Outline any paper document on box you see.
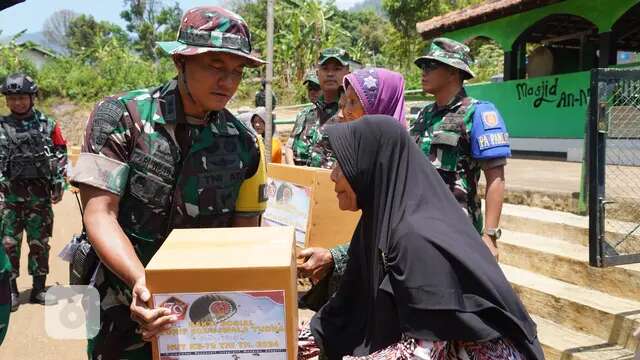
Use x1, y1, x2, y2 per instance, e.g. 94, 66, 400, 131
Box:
262, 178, 311, 247
153, 290, 287, 359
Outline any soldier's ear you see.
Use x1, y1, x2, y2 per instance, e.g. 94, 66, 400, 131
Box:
172, 55, 186, 72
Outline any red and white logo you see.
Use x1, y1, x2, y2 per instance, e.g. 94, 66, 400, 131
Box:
160, 297, 188, 321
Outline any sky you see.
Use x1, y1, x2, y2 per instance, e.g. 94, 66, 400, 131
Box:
0, 0, 361, 36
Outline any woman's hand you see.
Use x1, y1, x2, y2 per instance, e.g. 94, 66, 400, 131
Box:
129, 277, 177, 342
297, 247, 334, 283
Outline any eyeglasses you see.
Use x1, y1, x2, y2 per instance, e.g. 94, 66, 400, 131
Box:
421, 61, 442, 73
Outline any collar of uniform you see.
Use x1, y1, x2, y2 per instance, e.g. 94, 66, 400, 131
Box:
157, 78, 186, 125
5, 109, 38, 124
431, 88, 468, 115
209, 109, 240, 136
317, 94, 338, 109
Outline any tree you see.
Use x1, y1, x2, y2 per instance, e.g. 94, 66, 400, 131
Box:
234, 0, 351, 101
120, 0, 183, 60
67, 15, 129, 56
382, 0, 484, 70
0, 31, 38, 84
43, 9, 79, 50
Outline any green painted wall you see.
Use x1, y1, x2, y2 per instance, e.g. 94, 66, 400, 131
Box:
465, 71, 590, 138
443, 0, 639, 50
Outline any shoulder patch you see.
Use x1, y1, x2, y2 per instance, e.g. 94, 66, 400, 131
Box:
482, 111, 500, 130
91, 98, 125, 152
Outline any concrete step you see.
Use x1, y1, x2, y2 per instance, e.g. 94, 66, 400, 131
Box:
534, 315, 635, 360
501, 264, 640, 353
500, 202, 640, 255
500, 202, 589, 247
499, 229, 640, 302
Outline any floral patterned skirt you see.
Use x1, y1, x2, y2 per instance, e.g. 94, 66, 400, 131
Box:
298, 324, 526, 360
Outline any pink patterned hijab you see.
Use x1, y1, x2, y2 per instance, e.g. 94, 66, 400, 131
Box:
343, 67, 406, 126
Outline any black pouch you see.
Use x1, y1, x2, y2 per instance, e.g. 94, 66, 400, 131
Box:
68, 192, 99, 286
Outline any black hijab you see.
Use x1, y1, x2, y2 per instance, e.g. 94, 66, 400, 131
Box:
310, 116, 544, 360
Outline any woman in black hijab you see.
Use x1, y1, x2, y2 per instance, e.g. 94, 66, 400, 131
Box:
307, 116, 543, 360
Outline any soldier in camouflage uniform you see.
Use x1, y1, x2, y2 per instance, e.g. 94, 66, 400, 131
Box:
284, 48, 351, 166
71, 7, 268, 359
0, 74, 67, 310
255, 79, 277, 109
411, 38, 511, 257
303, 71, 321, 104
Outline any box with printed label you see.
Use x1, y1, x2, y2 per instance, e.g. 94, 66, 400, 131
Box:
145, 226, 298, 360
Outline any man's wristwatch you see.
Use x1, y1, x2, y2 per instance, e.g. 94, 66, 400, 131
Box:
485, 228, 502, 240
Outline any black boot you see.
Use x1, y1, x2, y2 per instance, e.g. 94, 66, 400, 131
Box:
10, 279, 19, 312
30, 275, 56, 305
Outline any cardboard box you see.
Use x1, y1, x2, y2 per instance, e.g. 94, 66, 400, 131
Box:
264, 163, 360, 249
68, 146, 81, 166
145, 226, 298, 360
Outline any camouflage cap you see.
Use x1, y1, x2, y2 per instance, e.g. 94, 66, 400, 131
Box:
157, 6, 265, 67
318, 48, 352, 67
414, 38, 475, 79
303, 71, 320, 87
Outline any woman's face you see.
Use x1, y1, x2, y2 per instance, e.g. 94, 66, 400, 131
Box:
341, 84, 366, 122
330, 164, 359, 211
282, 187, 293, 203
251, 115, 265, 135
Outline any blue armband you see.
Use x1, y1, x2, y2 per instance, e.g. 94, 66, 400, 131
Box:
470, 102, 511, 160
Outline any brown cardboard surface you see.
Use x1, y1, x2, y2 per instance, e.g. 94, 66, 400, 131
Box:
267, 163, 360, 249
145, 226, 298, 360
68, 146, 80, 166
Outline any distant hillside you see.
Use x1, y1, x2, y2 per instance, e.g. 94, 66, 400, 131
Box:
349, 0, 383, 14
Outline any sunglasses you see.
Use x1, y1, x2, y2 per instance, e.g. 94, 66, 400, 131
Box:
421, 61, 443, 72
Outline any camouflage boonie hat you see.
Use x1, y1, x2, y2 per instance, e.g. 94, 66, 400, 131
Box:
157, 6, 265, 67
318, 48, 352, 66
414, 37, 475, 79
303, 71, 320, 87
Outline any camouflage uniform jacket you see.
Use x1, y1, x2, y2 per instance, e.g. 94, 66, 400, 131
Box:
287, 96, 339, 166
309, 114, 339, 169
299, 243, 348, 311
72, 79, 267, 314
410, 89, 509, 233
0, 110, 68, 203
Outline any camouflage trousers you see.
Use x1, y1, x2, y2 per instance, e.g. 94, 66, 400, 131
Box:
87, 305, 151, 360
1, 198, 53, 278
88, 267, 151, 360
0, 274, 9, 345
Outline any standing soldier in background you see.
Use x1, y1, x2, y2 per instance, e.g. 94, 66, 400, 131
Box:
412, 38, 511, 258
0, 73, 68, 311
303, 70, 321, 104
71, 7, 267, 359
255, 79, 277, 109
284, 48, 351, 166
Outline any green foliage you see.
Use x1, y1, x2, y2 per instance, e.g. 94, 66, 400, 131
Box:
235, 0, 354, 103
1, 0, 505, 107
469, 40, 503, 83
67, 15, 129, 56
381, 0, 485, 70
0, 31, 39, 83
120, 0, 183, 60
37, 38, 174, 100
